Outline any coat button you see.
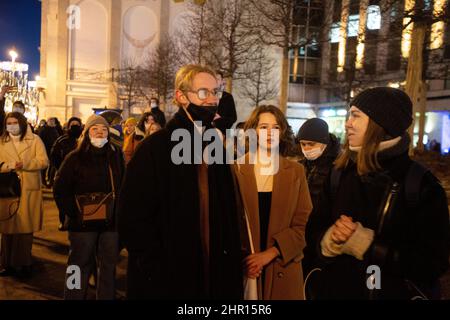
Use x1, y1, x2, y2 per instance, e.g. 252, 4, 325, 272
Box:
277, 272, 284, 278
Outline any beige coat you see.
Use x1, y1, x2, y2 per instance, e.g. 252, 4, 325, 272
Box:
233, 156, 312, 300
0, 129, 48, 234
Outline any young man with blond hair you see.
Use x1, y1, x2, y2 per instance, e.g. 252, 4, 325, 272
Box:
118, 64, 243, 299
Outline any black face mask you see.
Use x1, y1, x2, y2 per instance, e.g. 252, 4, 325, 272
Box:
68, 125, 82, 138
186, 103, 218, 126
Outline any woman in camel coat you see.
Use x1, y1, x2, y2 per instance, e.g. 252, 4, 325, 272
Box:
234, 105, 312, 300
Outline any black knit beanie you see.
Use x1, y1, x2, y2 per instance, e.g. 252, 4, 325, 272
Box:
297, 118, 330, 144
350, 87, 413, 138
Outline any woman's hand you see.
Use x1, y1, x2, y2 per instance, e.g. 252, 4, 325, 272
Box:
15, 161, 23, 170
331, 215, 357, 244
244, 247, 280, 279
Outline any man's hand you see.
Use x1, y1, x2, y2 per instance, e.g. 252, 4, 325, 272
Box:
244, 247, 280, 279
331, 215, 357, 244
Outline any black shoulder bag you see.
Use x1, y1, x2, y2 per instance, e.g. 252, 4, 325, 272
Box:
0, 162, 21, 221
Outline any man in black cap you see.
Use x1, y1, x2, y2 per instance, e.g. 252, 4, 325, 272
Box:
297, 118, 341, 276
297, 118, 341, 208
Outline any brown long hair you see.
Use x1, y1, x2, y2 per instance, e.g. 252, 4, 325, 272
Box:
334, 118, 386, 175
244, 105, 292, 157
1, 112, 28, 142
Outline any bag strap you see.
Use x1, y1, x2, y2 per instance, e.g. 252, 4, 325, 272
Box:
108, 165, 116, 199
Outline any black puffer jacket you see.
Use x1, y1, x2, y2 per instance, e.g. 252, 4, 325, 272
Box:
53, 143, 125, 232
299, 134, 340, 208
305, 135, 449, 299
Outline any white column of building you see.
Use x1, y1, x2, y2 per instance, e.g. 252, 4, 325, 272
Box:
41, 0, 70, 121
108, 0, 122, 108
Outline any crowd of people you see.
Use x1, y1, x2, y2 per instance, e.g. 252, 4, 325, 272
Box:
0, 64, 448, 300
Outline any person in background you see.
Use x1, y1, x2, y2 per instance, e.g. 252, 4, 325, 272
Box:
147, 122, 161, 136
53, 114, 124, 300
136, 112, 155, 138
214, 71, 237, 134
123, 117, 143, 164
50, 117, 83, 171
38, 117, 62, 187
297, 118, 341, 208
150, 97, 166, 127
35, 119, 47, 135
296, 118, 341, 276
0, 86, 12, 135
123, 117, 137, 139
0, 112, 49, 278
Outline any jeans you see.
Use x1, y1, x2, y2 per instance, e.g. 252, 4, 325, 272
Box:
64, 231, 119, 300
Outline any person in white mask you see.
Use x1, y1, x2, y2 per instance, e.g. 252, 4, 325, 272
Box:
11, 101, 26, 114
0, 112, 49, 279
53, 114, 125, 300
297, 118, 341, 208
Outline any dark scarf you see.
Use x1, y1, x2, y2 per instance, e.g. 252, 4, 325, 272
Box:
165, 108, 243, 299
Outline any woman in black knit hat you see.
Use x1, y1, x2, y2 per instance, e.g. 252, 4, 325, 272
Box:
304, 87, 449, 300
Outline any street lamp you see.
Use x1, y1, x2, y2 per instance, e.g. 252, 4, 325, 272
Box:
9, 49, 18, 75
9, 49, 18, 63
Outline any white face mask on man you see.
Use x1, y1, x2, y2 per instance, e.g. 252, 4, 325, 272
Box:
302, 146, 325, 161
90, 137, 108, 148
12, 107, 25, 114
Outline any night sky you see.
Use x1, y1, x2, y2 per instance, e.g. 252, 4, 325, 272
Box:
0, 0, 41, 78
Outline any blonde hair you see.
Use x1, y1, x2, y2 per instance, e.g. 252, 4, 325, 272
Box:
173, 64, 217, 107
334, 118, 386, 175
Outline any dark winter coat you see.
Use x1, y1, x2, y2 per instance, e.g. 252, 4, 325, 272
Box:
39, 125, 61, 156
305, 135, 450, 299
214, 91, 237, 133
118, 107, 243, 300
53, 143, 125, 231
50, 134, 78, 170
299, 134, 340, 208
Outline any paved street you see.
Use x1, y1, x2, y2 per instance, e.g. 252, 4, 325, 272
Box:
0, 189, 127, 300
0, 157, 449, 300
